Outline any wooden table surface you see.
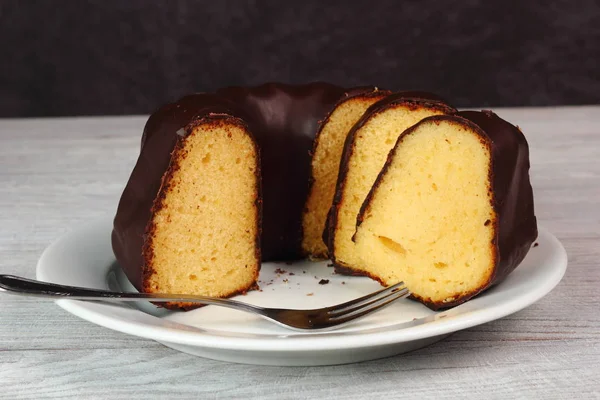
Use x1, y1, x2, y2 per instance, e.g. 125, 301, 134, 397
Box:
0, 106, 599, 399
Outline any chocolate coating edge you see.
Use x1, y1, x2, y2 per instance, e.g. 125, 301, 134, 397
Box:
112, 94, 232, 290
458, 110, 538, 288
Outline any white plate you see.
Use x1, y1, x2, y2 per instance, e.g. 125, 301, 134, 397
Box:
36, 218, 566, 366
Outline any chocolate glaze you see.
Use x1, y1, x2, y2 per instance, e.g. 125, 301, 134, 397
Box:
324, 93, 457, 261
112, 83, 366, 290
457, 110, 537, 288
353, 111, 537, 310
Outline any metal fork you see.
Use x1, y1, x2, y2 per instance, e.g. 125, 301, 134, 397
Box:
0, 274, 409, 331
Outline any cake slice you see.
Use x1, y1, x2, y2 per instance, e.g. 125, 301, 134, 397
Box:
327, 93, 456, 271
142, 115, 261, 310
352, 111, 537, 310
302, 88, 391, 259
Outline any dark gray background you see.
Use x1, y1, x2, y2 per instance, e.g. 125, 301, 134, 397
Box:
1, 0, 599, 117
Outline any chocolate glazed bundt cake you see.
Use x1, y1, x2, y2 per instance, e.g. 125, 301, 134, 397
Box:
112, 82, 537, 312
352, 111, 537, 310
112, 83, 383, 309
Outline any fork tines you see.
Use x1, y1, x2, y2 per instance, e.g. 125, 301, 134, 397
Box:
327, 282, 409, 320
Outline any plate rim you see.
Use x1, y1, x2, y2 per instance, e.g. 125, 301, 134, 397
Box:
37, 218, 567, 352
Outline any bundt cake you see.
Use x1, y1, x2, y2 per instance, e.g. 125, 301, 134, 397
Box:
352, 111, 537, 309
326, 94, 457, 272
112, 81, 537, 312
302, 87, 391, 259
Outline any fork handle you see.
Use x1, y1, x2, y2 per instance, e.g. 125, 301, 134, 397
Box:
0, 274, 260, 311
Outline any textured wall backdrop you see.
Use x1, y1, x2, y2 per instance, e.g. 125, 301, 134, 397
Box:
1, 0, 599, 117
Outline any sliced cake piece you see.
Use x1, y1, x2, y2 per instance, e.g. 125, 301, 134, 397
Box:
142, 115, 261, 310
327, 93, 456, 271
302, 88, 391, 259
353, 111, 537, 310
